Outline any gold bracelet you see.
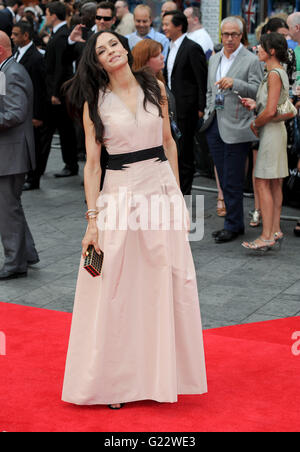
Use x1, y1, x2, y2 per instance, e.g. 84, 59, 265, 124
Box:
85, 211, 99, 220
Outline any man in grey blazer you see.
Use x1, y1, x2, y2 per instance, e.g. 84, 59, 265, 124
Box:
0, 31, 39, 280
205, 17, 263, 243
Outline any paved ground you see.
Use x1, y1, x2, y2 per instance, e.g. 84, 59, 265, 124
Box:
1, 138, 300, 329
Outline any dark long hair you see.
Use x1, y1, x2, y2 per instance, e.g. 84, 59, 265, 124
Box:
260, 32, 289, 64
64, 31, 164, 144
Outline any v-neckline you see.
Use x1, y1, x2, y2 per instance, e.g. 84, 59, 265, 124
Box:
110, 85, 141, 120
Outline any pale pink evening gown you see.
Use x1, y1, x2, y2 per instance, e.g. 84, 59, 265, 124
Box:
62, 86, 207, 405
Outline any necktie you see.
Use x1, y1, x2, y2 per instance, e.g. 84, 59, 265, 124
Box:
14, 49, 20, 61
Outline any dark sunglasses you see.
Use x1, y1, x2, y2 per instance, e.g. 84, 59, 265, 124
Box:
96, 15, 113, 21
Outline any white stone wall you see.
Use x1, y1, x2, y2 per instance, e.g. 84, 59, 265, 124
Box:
201, 0, 221, 44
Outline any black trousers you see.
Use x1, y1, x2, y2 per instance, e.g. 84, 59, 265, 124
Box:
26, 123, 49, 185
31, 100, 78, 182
206, 118, 251, 233
177, 115, 198, 196
0, 173, 39, 272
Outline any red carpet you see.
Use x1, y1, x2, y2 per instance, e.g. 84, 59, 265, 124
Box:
0, 302, 299, 432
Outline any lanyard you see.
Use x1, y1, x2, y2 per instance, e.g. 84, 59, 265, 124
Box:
216, 55, 224, 82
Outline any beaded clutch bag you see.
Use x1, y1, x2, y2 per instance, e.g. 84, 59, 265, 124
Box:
83, 245, 104, 277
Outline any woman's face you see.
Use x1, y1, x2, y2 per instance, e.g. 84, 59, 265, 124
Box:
147, 51, 164, 74
95, 32, 128, 73
257, 44, 270, 62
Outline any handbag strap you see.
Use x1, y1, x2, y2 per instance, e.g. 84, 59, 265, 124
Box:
268, 68, 288, 92
270, 68, 291, 107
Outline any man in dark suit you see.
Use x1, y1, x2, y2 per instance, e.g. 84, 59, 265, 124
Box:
163, 10, 207, 195
0, 0, 22, 37
67, 2, 96, 70
0, 31, 39, 280
44, 1, 78, 178
11, 20, 47, 190
66, 2, 97, 164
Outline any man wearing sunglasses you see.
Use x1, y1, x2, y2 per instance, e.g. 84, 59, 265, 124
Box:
95, 1, 116, 32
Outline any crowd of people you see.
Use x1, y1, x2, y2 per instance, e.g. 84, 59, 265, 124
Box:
0, 0, 300, 282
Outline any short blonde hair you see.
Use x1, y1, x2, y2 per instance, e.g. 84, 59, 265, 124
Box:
134, 4, 151, 18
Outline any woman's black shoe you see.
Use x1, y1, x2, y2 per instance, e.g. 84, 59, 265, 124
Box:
108, 404, 125, 410
294, 222, 300, 237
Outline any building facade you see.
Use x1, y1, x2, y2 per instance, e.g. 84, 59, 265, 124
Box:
202, 0, 299, 44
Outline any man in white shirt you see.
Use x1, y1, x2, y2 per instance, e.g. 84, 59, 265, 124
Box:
43, 1, 78, 178
163, 10, 207, 195
205, 17, 263, 243
184, 6, 214, 60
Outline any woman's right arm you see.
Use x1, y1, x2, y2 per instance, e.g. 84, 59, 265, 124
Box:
81, 102, 102, 257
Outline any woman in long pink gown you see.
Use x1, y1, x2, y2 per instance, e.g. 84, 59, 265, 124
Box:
61, 31, 207, 409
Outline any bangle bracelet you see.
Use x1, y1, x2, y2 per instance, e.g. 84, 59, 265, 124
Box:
86, 209, 98, 214
85, 209, 98, 218
85, 211, 99, 220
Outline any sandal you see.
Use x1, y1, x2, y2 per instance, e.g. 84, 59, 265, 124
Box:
249, 209, 261, 228
274, 231, 284, 243
242, 236, 276, 253
294, 222, 300, 237
217, 198, 226, 217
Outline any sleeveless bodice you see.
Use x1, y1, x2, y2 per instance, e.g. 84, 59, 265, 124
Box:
98, 85, 163, 155
256, 67, 289, 115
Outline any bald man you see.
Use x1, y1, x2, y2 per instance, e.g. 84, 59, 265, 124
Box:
287, 13, 300, 72
161, 1, 177, 18
127, 5, 169, 59
0, 31, 39, 280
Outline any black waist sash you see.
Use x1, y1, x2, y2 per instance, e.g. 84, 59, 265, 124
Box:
106, 145, 167, 170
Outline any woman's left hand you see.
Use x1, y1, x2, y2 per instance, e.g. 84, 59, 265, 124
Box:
297, 159, 300, 172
